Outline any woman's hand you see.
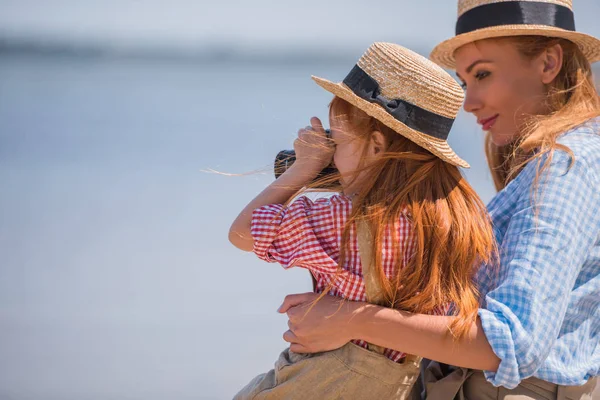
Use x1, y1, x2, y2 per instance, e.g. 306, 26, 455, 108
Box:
278, 293, 501, 371
290, 117, 335, 178
277, 292, 365, 353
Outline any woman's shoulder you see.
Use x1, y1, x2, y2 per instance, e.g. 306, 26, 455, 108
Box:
499, 117, 600, 199
557, 116, 600, 164
505, 117, 600, 195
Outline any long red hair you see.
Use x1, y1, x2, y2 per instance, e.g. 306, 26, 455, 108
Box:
308, 97, 496, 339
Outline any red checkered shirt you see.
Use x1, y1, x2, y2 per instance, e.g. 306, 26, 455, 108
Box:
251, 194, 445, 363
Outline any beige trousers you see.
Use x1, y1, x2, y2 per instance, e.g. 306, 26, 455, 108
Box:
233, 342, 421, 400
420, 362, 598, 400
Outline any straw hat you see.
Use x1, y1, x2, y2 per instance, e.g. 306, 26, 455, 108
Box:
312, 42, 469, 168
430, 0, 600, 69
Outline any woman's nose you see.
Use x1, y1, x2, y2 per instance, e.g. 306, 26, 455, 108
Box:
463, 89, 483, 114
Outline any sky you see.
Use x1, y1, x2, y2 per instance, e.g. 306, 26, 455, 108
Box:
1, 0, 598, 54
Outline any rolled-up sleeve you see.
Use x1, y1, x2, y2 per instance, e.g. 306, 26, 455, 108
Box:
479, 150, 600, 388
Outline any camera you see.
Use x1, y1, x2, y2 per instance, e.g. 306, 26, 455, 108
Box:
273, 129, 338, 187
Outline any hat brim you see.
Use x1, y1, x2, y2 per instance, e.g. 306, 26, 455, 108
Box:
430, 25, 600, 70
312, 76, 470, 168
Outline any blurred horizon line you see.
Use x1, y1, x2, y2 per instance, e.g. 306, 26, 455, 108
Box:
2, 34, 599, 76
0, 34, 421, 65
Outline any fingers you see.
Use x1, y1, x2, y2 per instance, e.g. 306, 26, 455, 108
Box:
282, 329, 299, 344
310, 116, 324, 133
297, 126, 313, 140
289, 343, 310, 353
283, 330, 312, 354
296, 127, 325, 142
297, 116, 327, 140
277, 292, 315, 314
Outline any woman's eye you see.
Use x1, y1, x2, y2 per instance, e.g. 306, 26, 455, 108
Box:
459, 71, 489, 90
475, 71, 490, 81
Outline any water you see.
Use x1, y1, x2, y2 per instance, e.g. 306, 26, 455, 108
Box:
0, 53, 497, 399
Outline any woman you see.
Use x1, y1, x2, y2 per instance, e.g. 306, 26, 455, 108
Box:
276, 0, 600, 398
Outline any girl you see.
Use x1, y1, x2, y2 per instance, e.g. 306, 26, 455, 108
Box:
277, 1, 600, 398
229, 42, 495, 399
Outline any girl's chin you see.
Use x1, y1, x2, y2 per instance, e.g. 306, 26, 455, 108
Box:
341, 184, 359, 198
341, 187, 354, 197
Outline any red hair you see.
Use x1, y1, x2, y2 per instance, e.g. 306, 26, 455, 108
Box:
309, 96, 496, 339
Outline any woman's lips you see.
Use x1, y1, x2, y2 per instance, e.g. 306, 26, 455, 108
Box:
478, 115, 499, 131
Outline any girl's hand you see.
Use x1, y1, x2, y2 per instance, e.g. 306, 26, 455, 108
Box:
277, 292, 363, 353
292, 117, 335, 177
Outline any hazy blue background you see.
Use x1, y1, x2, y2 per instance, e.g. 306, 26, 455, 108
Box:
0, 1, 599, 399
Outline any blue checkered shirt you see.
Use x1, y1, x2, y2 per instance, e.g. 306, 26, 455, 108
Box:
475, 118, 600, 389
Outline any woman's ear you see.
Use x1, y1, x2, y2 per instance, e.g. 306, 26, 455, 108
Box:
370, 130, 387, 156
540, 43, 563, 85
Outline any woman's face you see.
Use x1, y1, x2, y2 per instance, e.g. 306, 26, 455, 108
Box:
454, 39, 549, 146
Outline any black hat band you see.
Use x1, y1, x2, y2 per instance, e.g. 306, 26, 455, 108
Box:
342, 65, 455, 141
456, 1, 575, 35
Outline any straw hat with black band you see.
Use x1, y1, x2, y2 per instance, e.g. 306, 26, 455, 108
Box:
312, 42, 469, 168
430, 0, 600, 69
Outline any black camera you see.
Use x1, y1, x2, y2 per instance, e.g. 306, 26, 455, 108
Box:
273, 129, 338, 186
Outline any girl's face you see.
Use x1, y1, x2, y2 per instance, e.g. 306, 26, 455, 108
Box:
454, 39, 549, 146
329, 113, 374, 196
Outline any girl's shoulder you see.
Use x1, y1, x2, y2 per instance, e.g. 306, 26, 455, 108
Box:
290, 194, 353, 212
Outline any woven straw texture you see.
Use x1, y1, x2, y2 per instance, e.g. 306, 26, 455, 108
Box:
431, 0, 600, 69
458, 0, 572, 16
312, 42, 469, 168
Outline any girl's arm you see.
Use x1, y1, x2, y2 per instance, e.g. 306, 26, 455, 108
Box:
278, 292, 500, 372
229, 117, 333, 252
279, 140, 600, 381
228, 163, 320, 251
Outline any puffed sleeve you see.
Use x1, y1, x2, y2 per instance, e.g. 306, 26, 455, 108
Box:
250, 195, 343, 275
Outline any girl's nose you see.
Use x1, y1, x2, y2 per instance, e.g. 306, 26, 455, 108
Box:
463, 89, 483, 114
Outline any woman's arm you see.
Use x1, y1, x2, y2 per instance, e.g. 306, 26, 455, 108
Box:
278, 292, 500, 371
279, 138, 600, 384
228, 117, 333, 251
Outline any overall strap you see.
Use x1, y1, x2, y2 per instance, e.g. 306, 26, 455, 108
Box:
356, 218, 422, 365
